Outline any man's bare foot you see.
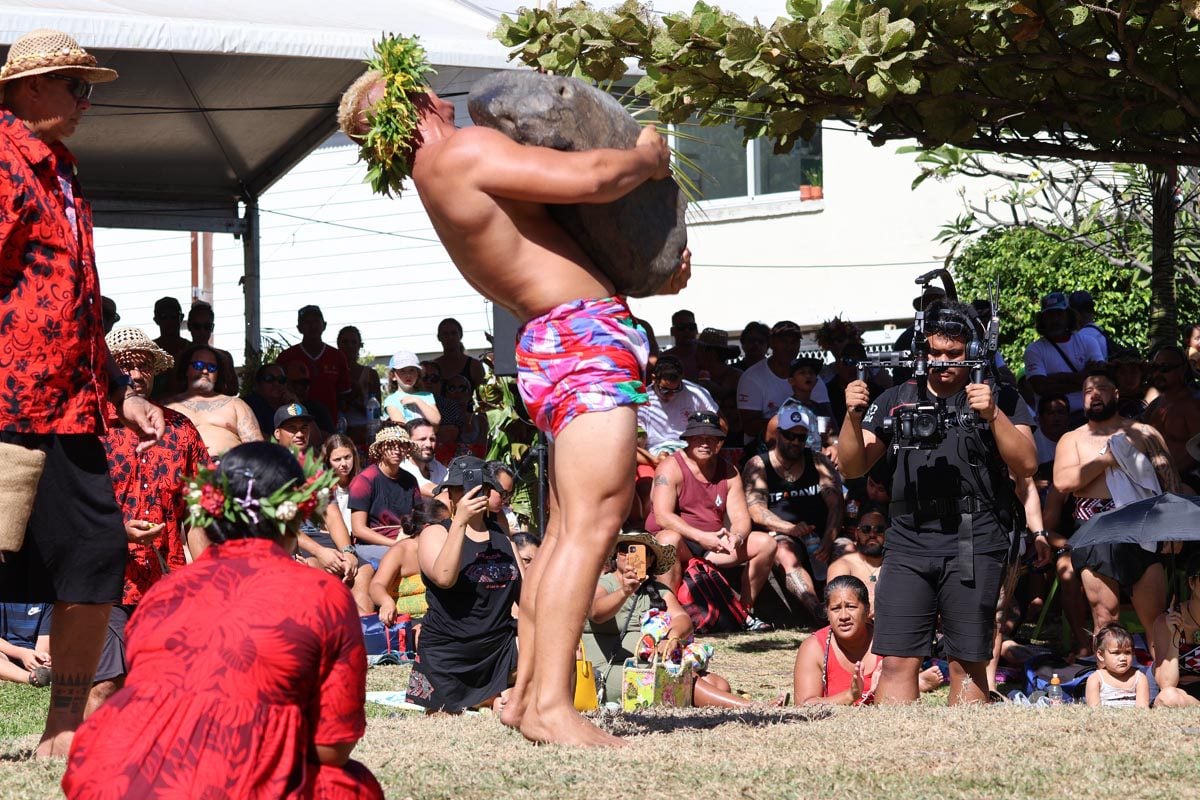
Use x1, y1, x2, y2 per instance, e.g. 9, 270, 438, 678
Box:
34, 729, 74, 759
498, 684, 526, 729
520, 702, 626, 747
918, 666, 946, 693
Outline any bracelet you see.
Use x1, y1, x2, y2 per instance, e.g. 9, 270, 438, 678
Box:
1029, 530, 1049, 539
1054, 546, 1071, 558
340, 545, 357, 555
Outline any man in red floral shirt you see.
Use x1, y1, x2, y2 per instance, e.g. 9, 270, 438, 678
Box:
90, 328, 210, 714
0, 31, 164, 757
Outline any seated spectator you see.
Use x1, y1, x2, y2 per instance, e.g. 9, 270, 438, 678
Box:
1151, 554, 1200, 708
1033, 394, 1071, 490
733, 321, 769, 371
101, 296, 119, 334
1187, 323, 1200, 375
647, 412, 777, 632
1109, 348, 1149, 419
737, 320, 830, 447
245, 363, 290, 439
62, 443, 383, 799
368, 500, 450, 626
166, 344, 263, 457
0, 603, 51, 687
695, 328, 744, 443
384, 352, 441, 425
826, 508, 886, 608
1085, 623, 1149, 708
406, 457, 522, 713
186, 301, 239, 396
1024, 291, 1106, 419
743, 401, 841, 621
584, 533, 784, 708
150, 296, 188, 398
638, 355, 718, 455
350, 426, 424, 566
512, 532, 542, 570
322, 433, 361, 534
419, 359, 467, 448
661, 308, 700, 380
402, 417, 448, 497
825, 341, 875, 425
792, 576, 880, 705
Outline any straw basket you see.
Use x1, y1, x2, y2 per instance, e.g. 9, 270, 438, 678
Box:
0, 441, 45, 552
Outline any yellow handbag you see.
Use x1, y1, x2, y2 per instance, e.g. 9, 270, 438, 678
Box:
574, 641, 598, 711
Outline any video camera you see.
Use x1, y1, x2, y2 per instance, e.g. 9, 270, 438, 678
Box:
856, 269, 1001, 451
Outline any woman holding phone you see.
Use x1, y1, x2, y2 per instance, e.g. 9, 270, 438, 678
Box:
405, 456, 523, 713
584, 532, 786, 707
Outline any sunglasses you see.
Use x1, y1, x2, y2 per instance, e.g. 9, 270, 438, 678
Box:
259, 375, 287, 385
45, 73, 93, 101
858, 524, 886, 534
778, 428, 808, 441
655, 383, 682, 395
189, 361, 219, 374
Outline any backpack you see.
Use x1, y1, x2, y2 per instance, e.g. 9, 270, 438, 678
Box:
676, 559, 748, 633
1024, 653, 1095, 701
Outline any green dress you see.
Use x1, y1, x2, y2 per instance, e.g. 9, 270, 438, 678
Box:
582, 574, 671, 703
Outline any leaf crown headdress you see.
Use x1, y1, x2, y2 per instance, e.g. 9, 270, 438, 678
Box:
358, 33, 436, 197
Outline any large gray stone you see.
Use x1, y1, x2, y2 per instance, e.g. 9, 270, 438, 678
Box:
468, 70, 687, 298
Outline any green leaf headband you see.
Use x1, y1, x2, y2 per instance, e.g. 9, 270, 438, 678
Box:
360, 33, 436, 197
186, 450, 338, 536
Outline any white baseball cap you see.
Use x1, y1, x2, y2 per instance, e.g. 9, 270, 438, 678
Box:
388, 351, 421, 371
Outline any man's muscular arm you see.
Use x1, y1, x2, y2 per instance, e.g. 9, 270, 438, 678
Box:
449, 124, 671, 205
1132, 424, 1183, 494
234, 398, 263, 442
1053, 429, 1116, 493
743, 456, 808, 536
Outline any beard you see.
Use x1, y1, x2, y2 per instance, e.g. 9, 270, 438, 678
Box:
1084, 398, 1118, 422
859, 541, 884, 558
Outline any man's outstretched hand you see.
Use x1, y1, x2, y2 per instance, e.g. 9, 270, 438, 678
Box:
637, 125, 671, 180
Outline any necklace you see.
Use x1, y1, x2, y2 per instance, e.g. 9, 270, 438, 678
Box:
1184, 601, 1200, 645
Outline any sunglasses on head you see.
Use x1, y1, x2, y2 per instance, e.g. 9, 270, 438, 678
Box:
45, 73, 93, 100
190, 361, 219, 374
858, 524, 886, 534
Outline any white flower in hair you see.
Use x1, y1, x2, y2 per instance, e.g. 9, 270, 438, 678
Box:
276, 501, 300, 521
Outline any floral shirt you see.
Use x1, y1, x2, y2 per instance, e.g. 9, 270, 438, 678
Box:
0, 108, 108, 434
103, 403, 211, 605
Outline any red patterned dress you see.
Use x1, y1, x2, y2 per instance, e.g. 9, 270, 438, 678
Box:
62, 538, 383, 800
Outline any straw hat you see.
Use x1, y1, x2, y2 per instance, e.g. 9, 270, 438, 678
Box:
612, 531, 676, 576
369, 424, 411, 461
105, 327, 174, 376
0, 29, 118, 84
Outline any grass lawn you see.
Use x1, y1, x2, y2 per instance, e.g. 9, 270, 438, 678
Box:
2, 629, 1197, 799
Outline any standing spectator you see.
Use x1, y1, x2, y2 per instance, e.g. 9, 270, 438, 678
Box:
433, 317, 485, 395
349, 426, 423, 565
95, 328, 210, 714
402, 417, 448, 497
661, 308, 700, 380
737, 320, 830, 445
0, 30, 164, 758
337, 325, 381, 447
1109, 348, 1149, 419
151, 296, 189, 359
383, 351, 441, 425
733, 321, 770, 371
1143, 345, 1200, 492
244, 362, 290, 440
186, 301, 239, 396
647, 412, 777, 631
637, 354, 718, 455
277, 305, 352, 427
100, 296, 119, 334
441, 374, 484, 452
283, 359, 336, 435
62, 443, 383, 799
1023, 291, 1106, 417
166, 344, 262, 458
1069, 290, 1114, 358
743, 401, 841, 620
695, 328, 743, 440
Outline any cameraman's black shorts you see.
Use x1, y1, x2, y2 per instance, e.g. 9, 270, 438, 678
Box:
873, 549, 1007, 663
0, 433, 125, 604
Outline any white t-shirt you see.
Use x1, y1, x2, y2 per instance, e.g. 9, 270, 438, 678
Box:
1034, 428, 1060, 467
638, 380, 717, 451
1075, 324, 1110, 358
1024, 335, 1106, 411
736, 359, 830, 419
401, 458, 448, 490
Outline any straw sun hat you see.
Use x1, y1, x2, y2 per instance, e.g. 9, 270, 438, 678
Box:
369, 425, 412, 461
613, 531, 676, 576
105, 327, 174, 377
0, 29, 118, 85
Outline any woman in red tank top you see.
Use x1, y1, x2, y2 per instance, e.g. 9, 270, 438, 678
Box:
792, 576, 880, 705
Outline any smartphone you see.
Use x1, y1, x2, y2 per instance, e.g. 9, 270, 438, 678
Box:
461, 467, 483, 492
626, 544, 647, 581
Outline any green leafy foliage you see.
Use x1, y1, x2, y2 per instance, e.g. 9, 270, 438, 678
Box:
951, 227, 1200, 363
359, 34, 437, 197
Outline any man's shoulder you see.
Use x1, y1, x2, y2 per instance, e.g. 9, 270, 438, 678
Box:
276, 346, 303, 363
682, 380, 717, 407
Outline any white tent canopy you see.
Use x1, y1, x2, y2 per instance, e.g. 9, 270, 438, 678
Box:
0, 0, 511, 353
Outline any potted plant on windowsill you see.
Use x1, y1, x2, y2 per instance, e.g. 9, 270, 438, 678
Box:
799, 167, 823, 200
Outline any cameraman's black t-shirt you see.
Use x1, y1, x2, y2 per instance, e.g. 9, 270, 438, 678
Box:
862, 381, 1036, 557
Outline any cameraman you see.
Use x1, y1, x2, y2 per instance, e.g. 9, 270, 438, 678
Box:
837, 299, 1037, 705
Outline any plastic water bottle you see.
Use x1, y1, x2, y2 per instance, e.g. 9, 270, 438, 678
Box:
803, 533, 827, 582
365, 397, 381, 441
336, 414, 348, 435
1047, 673, 1064, 705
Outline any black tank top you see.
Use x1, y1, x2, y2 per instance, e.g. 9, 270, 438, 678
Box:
762, 450, 827, 530
421, 518, 521, 644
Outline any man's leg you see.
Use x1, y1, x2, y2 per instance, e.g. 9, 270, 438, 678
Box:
705, 531, 776, 607
947, 659, 990, 705
38, 602, 111, 757
875, 656, 922, 704
871, 553, 937, 704
772, 538, 822, 620
1057, 552, 1092, 657
1079, 568, 1121, 630
520, 407, 635, 746
351, 564, 376, 616
499, 486, 559, 729
85, 676, 123, 718
1131, 563, 1167, 657
939, 552, 1006, 706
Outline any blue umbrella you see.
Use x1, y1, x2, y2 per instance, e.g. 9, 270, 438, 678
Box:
1069, 492, 1200, 550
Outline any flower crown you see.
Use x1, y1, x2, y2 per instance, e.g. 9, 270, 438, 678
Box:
186, 452, 337, 535
815, 316, 862, 350
360, 33, 436, 197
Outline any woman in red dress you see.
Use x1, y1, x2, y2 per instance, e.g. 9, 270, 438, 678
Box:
63, 442, 383, 799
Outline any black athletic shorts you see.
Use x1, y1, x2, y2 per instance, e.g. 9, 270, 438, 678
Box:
1071, 543, 1163, 588
873, 548, 1007, 663
37, 603, 129, 682
0, 433, 125, 604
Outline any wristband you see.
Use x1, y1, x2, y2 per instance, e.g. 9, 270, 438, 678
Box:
341, 545, 357, 555
1030, 530, 1049, 539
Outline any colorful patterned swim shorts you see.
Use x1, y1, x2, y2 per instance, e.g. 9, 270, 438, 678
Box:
515, 296, 650, 438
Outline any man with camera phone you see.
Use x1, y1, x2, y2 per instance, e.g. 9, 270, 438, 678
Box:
837, 298, 1037, 705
